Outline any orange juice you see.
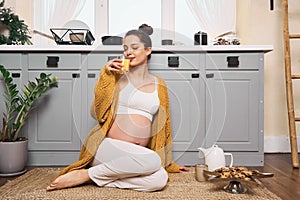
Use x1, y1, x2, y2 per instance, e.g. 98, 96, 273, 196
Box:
122, 59, 130, 72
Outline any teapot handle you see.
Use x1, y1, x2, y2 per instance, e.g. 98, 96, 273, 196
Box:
224, 153, 233, 167
198, 150, 205, 159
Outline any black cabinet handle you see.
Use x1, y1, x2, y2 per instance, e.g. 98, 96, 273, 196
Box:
72, 73, 80, 78
46, 56, 59, 68
12, 73, 21, 78
191, 73, 199, 78
107, 55, 119, 61
206, 73, 214, 79
227, 56, 239, 68
88, 73, 96, 78
168, 56, 179, 68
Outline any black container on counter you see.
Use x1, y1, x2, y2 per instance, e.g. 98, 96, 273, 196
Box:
161, 39, 173, 45
194, 31, 207, 45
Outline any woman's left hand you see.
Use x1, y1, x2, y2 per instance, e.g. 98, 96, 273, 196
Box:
179, 165, 190, 172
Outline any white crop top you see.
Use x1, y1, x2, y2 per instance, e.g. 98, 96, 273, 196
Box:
117, 76, 160, 121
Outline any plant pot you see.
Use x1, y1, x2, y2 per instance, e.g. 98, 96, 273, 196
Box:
0, 139, 28, 176
0, 23, 10, 38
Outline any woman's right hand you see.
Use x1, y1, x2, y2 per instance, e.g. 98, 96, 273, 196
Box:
106, 58, 124, 74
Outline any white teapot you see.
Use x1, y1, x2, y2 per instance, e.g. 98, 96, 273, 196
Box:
198, 145, 233, 171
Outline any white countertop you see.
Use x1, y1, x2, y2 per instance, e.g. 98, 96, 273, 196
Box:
0, 44, 273, 53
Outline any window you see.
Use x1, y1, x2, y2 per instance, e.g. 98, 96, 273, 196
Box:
108, 0, 161, 45
33, 0, 235, 46
75, 0, 95, 33
175, 0, 199, 45
108, 0, 161, 35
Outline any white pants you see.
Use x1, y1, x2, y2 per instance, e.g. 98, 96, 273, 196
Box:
88, 138, 168, 192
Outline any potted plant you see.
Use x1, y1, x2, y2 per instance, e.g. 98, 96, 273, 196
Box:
0, 0, 32, 45
0, 65, 57, 176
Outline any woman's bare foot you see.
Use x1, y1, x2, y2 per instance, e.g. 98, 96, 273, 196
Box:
46, 169, 91, 191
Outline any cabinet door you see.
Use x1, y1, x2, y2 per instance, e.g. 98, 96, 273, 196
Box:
0, 71, 22, 131
151, 70, 205, 151
27, 71, 82, 151
205, 71, 259, 151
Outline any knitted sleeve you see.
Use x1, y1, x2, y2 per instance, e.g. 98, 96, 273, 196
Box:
160, 78, 181, 173
94, 66, 117, 123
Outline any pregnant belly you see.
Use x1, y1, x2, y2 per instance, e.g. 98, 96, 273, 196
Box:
107, 114, 152, 147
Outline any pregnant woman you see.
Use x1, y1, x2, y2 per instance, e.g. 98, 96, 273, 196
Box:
46, 24, 188, 192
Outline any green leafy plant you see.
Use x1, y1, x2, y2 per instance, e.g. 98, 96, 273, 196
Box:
0, 65, 58, 142
0, 0, 32, 45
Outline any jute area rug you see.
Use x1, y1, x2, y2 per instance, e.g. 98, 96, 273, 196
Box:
0, 168, 281, 200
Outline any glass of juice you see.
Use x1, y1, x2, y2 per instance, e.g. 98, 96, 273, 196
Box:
122, 57, 130, 73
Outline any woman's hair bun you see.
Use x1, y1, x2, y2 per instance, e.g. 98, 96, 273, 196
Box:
138, 24, 153, 36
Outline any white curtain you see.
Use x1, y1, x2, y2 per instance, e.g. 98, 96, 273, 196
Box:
186, 0, 236, 39
48, 0, 85, 28
33, 0, 85, 46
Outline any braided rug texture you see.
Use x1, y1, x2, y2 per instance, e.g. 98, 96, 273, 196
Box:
0, 168, 281, 200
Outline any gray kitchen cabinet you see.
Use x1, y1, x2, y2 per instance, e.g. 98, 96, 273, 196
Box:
0, 46, 271, 167
27, 71, 82, 151
27, 70, 82, 165
25, 52, 83, 165
205, 53, 264, 165
205, 71, 259, 150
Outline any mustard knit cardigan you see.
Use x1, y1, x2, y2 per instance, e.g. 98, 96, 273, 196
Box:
58, 67, 180, 176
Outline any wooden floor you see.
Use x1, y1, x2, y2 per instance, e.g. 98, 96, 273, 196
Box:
252, 153, 300, 200
0, 153, 299, 199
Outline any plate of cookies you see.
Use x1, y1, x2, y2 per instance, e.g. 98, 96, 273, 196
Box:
204, 166, 273, 181
203, 166, 273, 194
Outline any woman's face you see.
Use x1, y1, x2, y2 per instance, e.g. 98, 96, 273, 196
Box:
123, 35, 152, 67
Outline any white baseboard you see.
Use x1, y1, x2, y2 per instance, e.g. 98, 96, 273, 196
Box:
264, 136, 300, 153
